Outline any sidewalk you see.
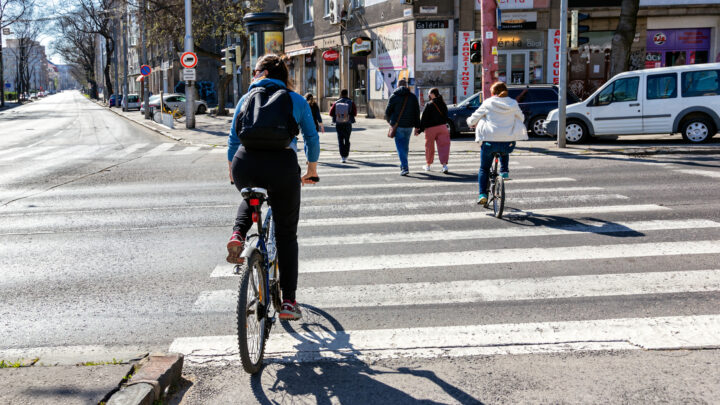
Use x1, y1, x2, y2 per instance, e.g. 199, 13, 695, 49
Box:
107, 104, 720, 156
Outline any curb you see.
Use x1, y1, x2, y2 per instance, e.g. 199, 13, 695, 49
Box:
101, 103, 186, 144
105, 353, 183, 405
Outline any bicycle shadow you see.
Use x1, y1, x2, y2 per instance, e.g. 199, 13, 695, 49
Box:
499, 210, 646, 238
249, 305, 483, 405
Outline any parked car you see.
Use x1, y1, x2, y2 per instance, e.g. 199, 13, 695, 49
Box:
544, 62, 720, 144
30, 92, 37, 99
446, 85, 580, 138
121, 94, 141, 111
108, 94, 120, 107
140, 93, 208, 115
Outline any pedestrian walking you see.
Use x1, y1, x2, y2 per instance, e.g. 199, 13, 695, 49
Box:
467, 81, 528, 205
415, 88, 451, 173
329, 89, 357, 163
385, 80, 421, 176
305, 93, 325, 134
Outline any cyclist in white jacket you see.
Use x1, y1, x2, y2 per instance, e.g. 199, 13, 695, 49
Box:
467, 82, 528, 205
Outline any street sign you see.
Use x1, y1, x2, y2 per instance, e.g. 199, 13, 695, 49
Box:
183, 68, 196, 81
140, 65, 152, 76
4, 83, 10, 89
162, 61, 170, 70
2, 28, 10, 35
180, 52, 198, 69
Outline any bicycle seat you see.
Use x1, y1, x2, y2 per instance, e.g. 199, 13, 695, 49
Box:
241, 187, 268, 201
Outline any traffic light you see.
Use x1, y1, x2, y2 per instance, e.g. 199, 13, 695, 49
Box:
221, 47, 237, 74
470, 39, 482, 64
570, 10, 590, 50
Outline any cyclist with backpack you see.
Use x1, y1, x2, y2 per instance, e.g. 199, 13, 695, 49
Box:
329, 89, 357, 163
226, 54, 320, 321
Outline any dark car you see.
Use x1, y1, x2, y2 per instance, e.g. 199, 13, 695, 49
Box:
446, 85, 580, 138
108, 94, 120, 107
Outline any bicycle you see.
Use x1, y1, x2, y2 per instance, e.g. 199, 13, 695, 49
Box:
483, 152, 506, 218
235, 187, 282, 374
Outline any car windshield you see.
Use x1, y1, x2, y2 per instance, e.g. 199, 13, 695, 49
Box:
457, 93, 480, 107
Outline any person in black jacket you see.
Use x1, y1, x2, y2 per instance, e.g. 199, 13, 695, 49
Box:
384, 80, 420, 176
305, 93, 324, 134
415, 88, 451, 173
329, 89, 357, 163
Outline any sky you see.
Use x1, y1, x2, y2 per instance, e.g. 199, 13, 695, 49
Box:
2, 0, 66, 64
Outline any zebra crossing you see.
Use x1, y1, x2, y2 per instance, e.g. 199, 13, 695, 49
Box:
0, 142, 227, 163
167, 151, 720, 366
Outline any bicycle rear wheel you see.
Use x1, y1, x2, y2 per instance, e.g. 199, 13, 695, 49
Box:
237, 249, 267, 374
493, 175, 505, 218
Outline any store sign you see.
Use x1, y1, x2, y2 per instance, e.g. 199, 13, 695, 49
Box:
415, 20, 449, 30
497, 0, 534, 9
456, 31, 475, 103
547, 29, 561, 85
653, 32, 667, 45
416, 20, 454, 71
351, 37, 372, 56
500, 12, 537, 30
498, 31, 544, 50
419, 6, 437, 14
646, 28, 711, 50
322, 49, 339, 62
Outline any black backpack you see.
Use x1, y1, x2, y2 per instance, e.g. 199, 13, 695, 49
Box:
236, 86, 299, 150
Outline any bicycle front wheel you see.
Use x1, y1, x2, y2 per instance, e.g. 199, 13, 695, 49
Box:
237, 249, 267, 374
493, 175, 505, 218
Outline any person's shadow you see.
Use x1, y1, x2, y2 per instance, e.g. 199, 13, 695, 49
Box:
250, 305, 484, 404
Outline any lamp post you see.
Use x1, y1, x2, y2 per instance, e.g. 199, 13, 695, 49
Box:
558, 0, 568, 148
184, 0, 194, 128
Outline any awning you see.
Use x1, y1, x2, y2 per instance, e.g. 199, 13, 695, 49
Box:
135, 76, 144, 82
286, 46, 315, 57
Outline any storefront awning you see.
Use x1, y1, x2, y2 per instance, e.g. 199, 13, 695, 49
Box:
286, 47, 315, 57
135, 76, 144, 82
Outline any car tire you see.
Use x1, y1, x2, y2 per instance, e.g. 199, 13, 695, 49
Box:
197, 105, 207, 114
680, 116, 715, 143
448, 121, 459, 138
565, 120, 589, 144
529, 116, 547, 137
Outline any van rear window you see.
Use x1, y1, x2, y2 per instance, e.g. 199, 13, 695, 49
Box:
681, 70, 720, 97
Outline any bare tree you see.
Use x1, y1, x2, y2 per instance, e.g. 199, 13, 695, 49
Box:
1, 0, 33, 106
6, 8, 42, 100
610, 0, 640, 77
53, 12, 99, 98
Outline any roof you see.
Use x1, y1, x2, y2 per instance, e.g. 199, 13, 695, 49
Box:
614, 62, 720, 78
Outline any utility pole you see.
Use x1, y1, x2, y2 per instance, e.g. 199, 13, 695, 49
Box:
141, 0, 150, 119
1, 28, 5, 107
184, 0, 194, 128
480, 0, 498, 100
558, 0, 568, 148
113, 17, 119, 104
122, 4, 128, 111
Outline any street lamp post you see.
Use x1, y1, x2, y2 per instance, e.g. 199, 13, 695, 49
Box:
184, 0, 195, 129
142, 0, 150, 120
558, 0, 569, 148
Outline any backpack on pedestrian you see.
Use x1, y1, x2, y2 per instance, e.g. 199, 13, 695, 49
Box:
236, 86, 299, 150
334, 99, 352, 124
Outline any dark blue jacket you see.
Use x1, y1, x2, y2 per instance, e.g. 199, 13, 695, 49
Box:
384, 86, 420, 128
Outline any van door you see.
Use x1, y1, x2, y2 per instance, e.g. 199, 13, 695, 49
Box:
643, 72, 678, 134
589, 76, 643, 135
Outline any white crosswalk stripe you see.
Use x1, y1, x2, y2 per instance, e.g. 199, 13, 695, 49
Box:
143, 143, 176, 156
0, 146, 55, 161
674, 169, 720, 178
107, 143, 149, 159
306, 177, 576, 191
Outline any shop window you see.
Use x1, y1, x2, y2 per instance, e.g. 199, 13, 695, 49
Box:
682, 70, 720, 97
325, 60, 340, 97
285, 4, 293, 29
666, 51, 686, 67
689, 51, 708, 64
305, 54, 317, 96
647, 73, 677, 100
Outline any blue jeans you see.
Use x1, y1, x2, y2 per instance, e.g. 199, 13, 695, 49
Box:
478, 141, 515, 194
394, 127, 413, 171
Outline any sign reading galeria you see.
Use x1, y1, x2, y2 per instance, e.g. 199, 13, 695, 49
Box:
456, 31, 475, 103
415, 20, 454, 71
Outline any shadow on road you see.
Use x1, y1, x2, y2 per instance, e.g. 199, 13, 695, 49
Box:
249, 305, 483, 405
501, 211, 646, 238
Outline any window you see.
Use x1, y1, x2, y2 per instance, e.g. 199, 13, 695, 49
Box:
304, 0, 313, 23
326, 59, 340, 97
285, 4, 293, 29
595, 77, 639, 105
682, 70, 720, 97
305, 53, 317, 96
530, 89, 558, 103
324, 0, 331, 16
647, 73, 677, 100
351, 0, 364, 8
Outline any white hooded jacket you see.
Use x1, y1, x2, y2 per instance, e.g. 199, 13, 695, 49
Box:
466, 96, 529, 143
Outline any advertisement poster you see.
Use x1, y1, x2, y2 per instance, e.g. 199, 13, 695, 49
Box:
415, 20, 454, 71
456, 31, 475, 103
376, 23, 404, 70
547, 29, 561, 84
264, 32, 283, 55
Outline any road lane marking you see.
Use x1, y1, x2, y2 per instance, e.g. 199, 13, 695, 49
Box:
143, 143, 175, 156
319, 165, 534, 177
306, 177, 576, 191
195, 269, 720, 312
0, 146, 55, 161
169, 314, 720, 364
174, 146, 202, 155
674, 169, 720, 179
107, 143, 148, 159
298, 240, 720, 273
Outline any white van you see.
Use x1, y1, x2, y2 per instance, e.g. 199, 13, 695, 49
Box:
544, 62, 720, 143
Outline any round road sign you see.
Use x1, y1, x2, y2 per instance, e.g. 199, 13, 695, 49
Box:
140, 65, 151, 76
181, 52, 198, 69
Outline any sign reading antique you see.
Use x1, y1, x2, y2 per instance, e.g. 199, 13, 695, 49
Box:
456, 31, 475, 103
322, 49, 339, 62
547, 29, 561, 85
351, 37, 372, 56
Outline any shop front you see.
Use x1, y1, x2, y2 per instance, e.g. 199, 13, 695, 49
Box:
645, 28, 713, 68
496, 31, 545, 85
350, 37, 372, 115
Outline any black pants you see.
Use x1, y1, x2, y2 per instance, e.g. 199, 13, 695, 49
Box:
231, 147, 301, 302
336, 123, 352, 158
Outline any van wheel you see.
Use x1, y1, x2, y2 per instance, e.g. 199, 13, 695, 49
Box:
529, 116, 547, 137
681, 117, 714, 143
565, 120, 589, 144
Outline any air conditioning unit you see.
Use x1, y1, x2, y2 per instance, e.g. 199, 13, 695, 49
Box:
330, 0, 342, 24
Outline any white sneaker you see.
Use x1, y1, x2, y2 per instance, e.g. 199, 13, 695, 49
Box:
442, 165, 449, 173
341, 157, 346, 163
423, 164, 430, 171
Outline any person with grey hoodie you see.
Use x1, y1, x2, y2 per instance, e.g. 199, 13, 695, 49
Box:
466, 82, 528, 205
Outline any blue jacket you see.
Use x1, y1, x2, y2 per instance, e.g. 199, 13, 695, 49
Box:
228, 78, 320, 162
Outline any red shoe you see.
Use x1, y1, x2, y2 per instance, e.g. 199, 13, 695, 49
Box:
279, 300, 302, 321
226, 233, 245, 264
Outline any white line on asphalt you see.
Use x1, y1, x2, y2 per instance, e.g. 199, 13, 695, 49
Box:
306, 177, 576, 191
0, 147, 25, 159
319, 165, 534, 177
297, 204, 669, 227
173, 146, 202, 155
35, 145, 89, 160
209, 148, 226, 154
142, 143, 175, 156
195, 269, 720, 313
674, 169, 720, 178
298, 240, 720, 273
107, 143, 149, 159
301, 194, 629, 213
169, 314, 720, 364
0, 146, 55, 161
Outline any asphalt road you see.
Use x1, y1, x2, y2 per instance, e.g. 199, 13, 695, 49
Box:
1, 91, 720, 403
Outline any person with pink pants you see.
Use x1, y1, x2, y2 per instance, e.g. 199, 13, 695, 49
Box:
415, 88, 451, 173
